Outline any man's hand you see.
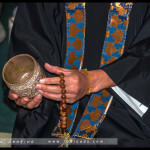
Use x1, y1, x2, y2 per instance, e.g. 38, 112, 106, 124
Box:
36, 63, 90, 104
8, 90, 42, 109
8, 62, 116, 108
36, 63, 116, 104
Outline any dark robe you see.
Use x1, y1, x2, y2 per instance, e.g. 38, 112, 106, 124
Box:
6, 2, 150, 147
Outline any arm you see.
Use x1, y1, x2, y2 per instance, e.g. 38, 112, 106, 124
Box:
100, 3, 150, 126
36, 3, 150, 128
101, 6, 150, 108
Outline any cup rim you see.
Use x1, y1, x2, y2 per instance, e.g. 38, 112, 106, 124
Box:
2, 54, 37, 86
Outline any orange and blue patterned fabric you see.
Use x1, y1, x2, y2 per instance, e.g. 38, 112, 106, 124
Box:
52, 2, 133, 144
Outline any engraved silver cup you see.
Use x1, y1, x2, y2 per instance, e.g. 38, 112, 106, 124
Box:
2, 54, 46, 98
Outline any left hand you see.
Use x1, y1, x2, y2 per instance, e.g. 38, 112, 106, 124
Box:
8, 90, 42, 109
36, 63, 90, 104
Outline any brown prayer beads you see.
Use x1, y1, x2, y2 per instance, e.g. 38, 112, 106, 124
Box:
59, 72, 67, 133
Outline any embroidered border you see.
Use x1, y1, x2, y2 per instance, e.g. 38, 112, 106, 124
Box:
52, 2, 133, 146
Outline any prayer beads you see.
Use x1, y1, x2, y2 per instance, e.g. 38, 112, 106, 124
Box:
59, 72, 67, 133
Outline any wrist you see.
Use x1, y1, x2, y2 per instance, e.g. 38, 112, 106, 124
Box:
81, 69, 92, 95
89, 69, 116, 93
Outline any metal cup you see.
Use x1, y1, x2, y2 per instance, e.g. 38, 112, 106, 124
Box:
2, 54, 46, 98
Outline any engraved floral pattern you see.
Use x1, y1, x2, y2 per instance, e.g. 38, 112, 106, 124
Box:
7, 62, 46, 98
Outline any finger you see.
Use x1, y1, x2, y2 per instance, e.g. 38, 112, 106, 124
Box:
39, 91, 76, 101
15, 98, 24, 106
36, 84, 61, 94
8, 90, 19, 100
39, 77, 60, 85
40, 91, 61, 101
44, 63, 71, 76
25, 94, 42, 109
36, 84, 73, 94
38, 76, 71, 86
20, 97, 30, 105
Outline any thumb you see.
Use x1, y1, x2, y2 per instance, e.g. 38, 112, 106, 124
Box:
44, 63, 70, 75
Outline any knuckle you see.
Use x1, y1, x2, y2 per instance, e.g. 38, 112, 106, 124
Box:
44, 79, 49, 84
41, 85, 46, 91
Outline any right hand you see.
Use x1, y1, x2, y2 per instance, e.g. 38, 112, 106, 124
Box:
8, 90, 42, 109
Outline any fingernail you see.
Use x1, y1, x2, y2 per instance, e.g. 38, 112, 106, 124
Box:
14, 95, 18, 99
23, 98, 29, 102
39, 79, 45, 84
36, 84, 41, 89
37, 94, 42, 100
12, 94, 18, 99
38, 90, 43, 95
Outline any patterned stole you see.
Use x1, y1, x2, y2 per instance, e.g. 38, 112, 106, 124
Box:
52, 2, 133, 143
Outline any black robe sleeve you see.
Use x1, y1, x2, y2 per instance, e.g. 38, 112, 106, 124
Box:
8, 3, 66, 138
101, 3, 150, 126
